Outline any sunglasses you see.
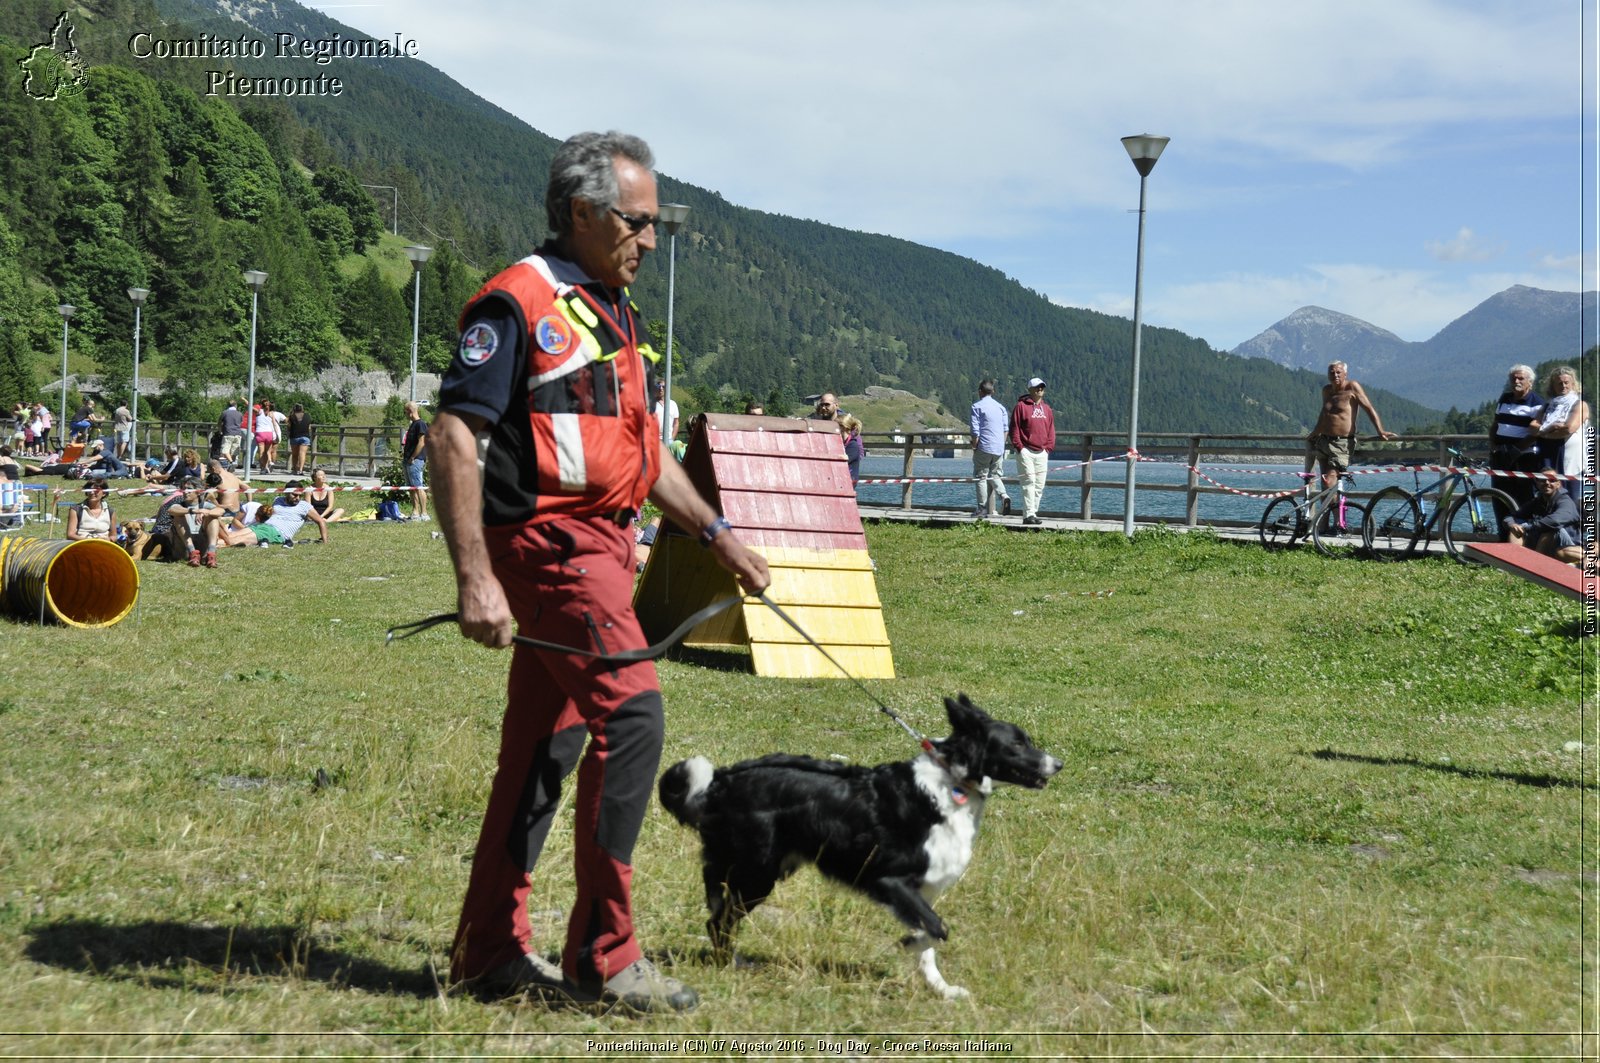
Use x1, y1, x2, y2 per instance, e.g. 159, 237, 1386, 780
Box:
609, 207, 659, 234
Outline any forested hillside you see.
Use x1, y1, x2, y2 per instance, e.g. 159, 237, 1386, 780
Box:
0, 0, 1443, 433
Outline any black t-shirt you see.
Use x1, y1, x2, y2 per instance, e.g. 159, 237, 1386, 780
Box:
403, 418, 428, 462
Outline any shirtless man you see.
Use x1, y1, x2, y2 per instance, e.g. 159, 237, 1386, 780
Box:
1306, 361, 1396, 489
186, 460, 247, 564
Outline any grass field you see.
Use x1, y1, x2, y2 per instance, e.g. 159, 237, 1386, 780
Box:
0, 491, 1593, 1059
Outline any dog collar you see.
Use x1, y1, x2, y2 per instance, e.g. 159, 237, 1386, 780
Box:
921, 739, 974, 805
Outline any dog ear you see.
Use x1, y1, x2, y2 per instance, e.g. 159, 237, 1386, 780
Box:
945, 694, 990, 729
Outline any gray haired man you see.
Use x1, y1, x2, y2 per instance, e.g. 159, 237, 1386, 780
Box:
969, 378, 1010, 517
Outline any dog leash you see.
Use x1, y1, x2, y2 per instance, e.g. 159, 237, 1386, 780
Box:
753, 593, 973, 803
388, 590, 965, 799
751, 592, 926, 746
385, 594, 746, 663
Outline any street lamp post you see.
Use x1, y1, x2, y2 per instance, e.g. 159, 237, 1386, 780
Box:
57, 304, 75, 446
1119, 134, 1169, 538
404, 245, 433, 403
242, 270, 268, 481
128, 287, 149, 463
657, 203, 690, 444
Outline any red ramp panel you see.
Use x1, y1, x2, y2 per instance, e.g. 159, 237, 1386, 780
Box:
1463, 541, 1596, 604
634, 414, 894, 678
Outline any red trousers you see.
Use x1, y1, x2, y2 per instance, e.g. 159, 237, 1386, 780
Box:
451, 516, 663, 984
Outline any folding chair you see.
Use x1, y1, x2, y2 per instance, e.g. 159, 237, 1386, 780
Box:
0, 469, 42, 531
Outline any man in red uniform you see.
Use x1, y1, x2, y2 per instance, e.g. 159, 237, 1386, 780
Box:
431, 131, 769, 1013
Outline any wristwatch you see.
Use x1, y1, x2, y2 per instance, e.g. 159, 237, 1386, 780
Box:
699, 515, 733, 547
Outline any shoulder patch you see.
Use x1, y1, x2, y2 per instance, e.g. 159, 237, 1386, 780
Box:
458, 322, 499, 366
534, 313, 574, 356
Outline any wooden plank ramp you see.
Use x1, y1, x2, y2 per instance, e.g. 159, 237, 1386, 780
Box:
1462, 541, 1596, 603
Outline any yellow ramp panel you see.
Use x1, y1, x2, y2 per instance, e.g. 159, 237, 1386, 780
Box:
633, 534, 896, 678
743, 603, 890, 647
751, 640, 897, 680
762, 567, 883, 609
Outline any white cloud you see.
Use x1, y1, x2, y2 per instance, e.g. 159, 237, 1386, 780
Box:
1426, 227, 1503, 263
307, 0, 1576, 242
301, 0, 1588, 354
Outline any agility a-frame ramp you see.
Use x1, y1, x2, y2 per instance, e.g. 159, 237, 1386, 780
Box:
633, 413, 895, 679
1462, 541, 1597, 604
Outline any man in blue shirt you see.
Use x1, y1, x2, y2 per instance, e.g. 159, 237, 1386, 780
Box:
1504, 473, 1583, 565
969, 379, 1010, 517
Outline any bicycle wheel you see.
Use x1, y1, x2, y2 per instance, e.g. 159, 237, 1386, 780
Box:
1258, 495, 1306, 551
1312, 499, 1368, 558
1441, 488, 1515, 564
1362, 486, 1423, 560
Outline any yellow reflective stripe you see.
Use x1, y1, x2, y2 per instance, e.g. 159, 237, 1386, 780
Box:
559, 296, 616, 363
564, 296, 600, 329
637, 342, 661, 365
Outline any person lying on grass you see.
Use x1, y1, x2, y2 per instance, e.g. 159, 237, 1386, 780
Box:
216, 480, 328, 548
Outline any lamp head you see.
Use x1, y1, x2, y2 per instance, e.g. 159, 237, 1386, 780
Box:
404, 244, 433, 267
57, 304, 76, 320
127, 287, 150, 306
243, 270, 268, 292
1121, 134, 1170, 178
658, 202, 691, 236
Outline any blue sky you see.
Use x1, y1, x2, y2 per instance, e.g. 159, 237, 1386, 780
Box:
303, 0, 1594, 351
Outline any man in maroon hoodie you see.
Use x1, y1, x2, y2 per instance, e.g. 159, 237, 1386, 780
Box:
1008, 377, 1055, 525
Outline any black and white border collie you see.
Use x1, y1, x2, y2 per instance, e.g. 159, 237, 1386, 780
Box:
658, 694, 1062, 999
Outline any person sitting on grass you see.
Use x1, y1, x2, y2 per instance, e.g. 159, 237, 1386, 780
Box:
65, 479, 117, 541
306, 468, 347, 523
128, 480, 188, 560
144, 444, 181, 483
81, 439, 140, 480
216, 479, 328, 549
1504, 473, 1584, 566
163, 477, 231, 567
147, 446, 201, 486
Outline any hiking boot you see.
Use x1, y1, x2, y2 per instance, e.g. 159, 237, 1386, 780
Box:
1023, 515, 1043, 526
1002, 496, 1013, 516
187, 549, 201, 567
465, 952, 575, 1002
576, 957, 698, 1014
203, 552, 218, 569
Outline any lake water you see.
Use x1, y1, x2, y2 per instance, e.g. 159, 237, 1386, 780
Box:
854, 453, 1465, 526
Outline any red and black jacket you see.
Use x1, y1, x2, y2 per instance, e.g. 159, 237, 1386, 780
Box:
441, 246, 662, 528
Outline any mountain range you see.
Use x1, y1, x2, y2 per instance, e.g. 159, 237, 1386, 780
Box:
0, 0, 1448, 435
1231, 286, 1596, 412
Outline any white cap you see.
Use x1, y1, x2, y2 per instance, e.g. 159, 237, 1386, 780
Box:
1028, 377, 1046, 388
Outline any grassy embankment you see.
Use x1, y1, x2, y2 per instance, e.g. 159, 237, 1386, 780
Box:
0, 503, 1591, 1058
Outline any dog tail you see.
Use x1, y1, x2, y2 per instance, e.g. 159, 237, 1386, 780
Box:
658, 756, 714, 827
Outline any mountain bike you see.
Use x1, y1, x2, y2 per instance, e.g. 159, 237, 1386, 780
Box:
1360, 446, 1514, 564
1258, 471, 1369, 558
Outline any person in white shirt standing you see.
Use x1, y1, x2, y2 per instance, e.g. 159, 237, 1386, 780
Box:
653, 380, 679, 442
969, 378, 1010, 518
